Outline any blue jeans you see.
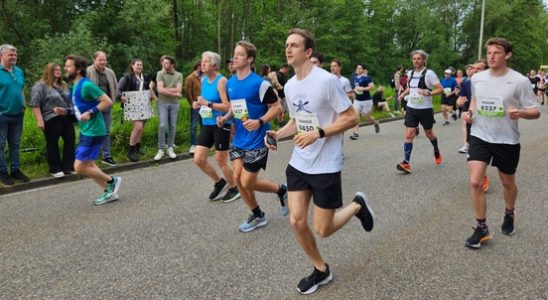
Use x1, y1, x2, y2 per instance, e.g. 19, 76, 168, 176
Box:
189, 108, 201, 146
0, 113, 24, 173
157, 102, 179, 148
101, 108, 112, 158
393, 90, 400, 111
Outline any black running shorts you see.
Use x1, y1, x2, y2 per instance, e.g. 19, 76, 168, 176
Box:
404, 107, 435, 130
286, 164, 342, 209
467, 136, 520, 175
197, 124, 231, 151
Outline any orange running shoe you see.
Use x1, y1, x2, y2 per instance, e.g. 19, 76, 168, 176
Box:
482, 176, 490, 192
397, 161, 412, 174
434, 151, 442, 165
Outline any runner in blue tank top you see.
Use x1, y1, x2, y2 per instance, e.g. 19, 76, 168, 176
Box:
217, 41, 288, 233
192, 51, 240, 203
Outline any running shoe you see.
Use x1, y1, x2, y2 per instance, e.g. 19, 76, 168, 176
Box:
349, 132, 359, 140
189, 145, 196, 154
101, 157, 117, 166
277, 184, 289, 216
397, 161, 412, 174
297, 264, 333, 295
94, 191, 119, 206
10, 169, 30, 182
501, 213, 515, 235
352, 192, 374, 232
442, 121, 450, 126
434, 151, 442, 165
482, 176, 490, 192
239, 213, 267, 233
220, 187, 240, 203
374, 122, 380, 133
106, 176, 122, 195
458, 145, 469, 154
209, 178, 227, 201
452, 113, 458, 121
465, 226, 491, 249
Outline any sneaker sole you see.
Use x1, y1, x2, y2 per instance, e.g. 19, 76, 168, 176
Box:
396, 164, 411, 174
101, 161, 117, 167
94, 194, 119, 206
355, 192, 375, 232
465, 234, 492, 249
239, 219, 268, 233
500, 229, 515, 236
297, 272, 333, 295
220, 193, 241, 203
210, 184, 229, 201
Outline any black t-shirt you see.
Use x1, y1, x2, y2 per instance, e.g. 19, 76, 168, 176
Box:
276, 71, 287, 98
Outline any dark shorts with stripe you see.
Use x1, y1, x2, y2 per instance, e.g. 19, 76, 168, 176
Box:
197, 124, 231, 151
230, 147, 269, 173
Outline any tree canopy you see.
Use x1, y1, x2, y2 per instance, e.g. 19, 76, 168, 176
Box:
1, 0, 546, 84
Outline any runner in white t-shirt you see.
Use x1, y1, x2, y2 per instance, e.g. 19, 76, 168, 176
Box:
330, 59, 353, 99
396, 50, 444, 174
462, 38, 540, 249
265, 28, 374, 295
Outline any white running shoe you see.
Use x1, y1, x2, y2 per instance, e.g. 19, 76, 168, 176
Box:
189, 145, 196, 154
154, 149, 165, 161
167, 147, 176, 159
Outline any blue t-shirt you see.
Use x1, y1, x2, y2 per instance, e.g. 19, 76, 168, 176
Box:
0, 65, 25, 115
351, 74, 373, 101
440, 77, 458, 91
201, 74, 227, 126
458, 78, 472, 111
226, 72, 277, 150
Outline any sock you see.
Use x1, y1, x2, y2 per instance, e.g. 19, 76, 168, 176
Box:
404, 142, 413, 162
252, 207, 264, 218
476, 218, 488, 230
430, 138, 439, 152
505, 207, 515, 216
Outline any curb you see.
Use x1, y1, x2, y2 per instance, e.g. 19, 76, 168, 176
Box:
0, 114, 412, 196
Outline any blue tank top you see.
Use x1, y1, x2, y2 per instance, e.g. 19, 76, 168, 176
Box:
201, 74, 226, 126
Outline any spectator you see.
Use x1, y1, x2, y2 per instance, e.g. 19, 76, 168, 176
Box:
0, 44, 29, 185
86, 51, 118, 166
117, 59, 154, 162
185, 60, 202, 155
372, 86, 395, 117
392, 65, 404, 114
275, 63, 290, 126
30, 63, 75, 178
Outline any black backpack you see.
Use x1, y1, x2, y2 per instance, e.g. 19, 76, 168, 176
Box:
390, 77, 395, 88
408, 69, 430, 90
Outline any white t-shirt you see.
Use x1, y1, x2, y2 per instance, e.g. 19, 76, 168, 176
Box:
285, 66, 352, 174
471, 69, 539, 144
406, 68, 440, 109
337, 76, 352, 93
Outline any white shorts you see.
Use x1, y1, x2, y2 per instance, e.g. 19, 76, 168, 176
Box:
353, 100, 373, 114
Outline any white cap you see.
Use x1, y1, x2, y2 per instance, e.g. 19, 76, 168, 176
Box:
444, 69, 452, 74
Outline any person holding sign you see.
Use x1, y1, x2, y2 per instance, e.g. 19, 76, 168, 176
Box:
117, 59, 154, 162
462, 38, 540, 249
217, 41, 288, 233
397, 50, 444, 174
265, 29, 375, 295
192, 51, 240, 203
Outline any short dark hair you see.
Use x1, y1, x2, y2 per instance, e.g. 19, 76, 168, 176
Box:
193, 60, 201, 71
236, 41, 257, 65
287, 28, 315, 51
356, 63, 366, 70
163, 55, 176, 66
281, 63, 289, 69
311, 52, 324, 64
331, 59, 342, 67
65, 55, 87, 77
485, 37, 512, 53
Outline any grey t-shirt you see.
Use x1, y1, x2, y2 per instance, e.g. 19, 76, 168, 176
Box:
471, 69, 539, 144
30, 82, 71, 122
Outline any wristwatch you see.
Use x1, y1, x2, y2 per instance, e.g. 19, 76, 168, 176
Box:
318, 128, 326, 138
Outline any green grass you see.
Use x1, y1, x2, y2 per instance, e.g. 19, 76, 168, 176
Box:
16, 88, 441, 179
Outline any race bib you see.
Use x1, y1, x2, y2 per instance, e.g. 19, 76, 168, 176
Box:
408, 90, 424, 105
443, 88, 451, 96
199, 105, 213, 119
477, 96, 505, 117
231, 99, 248, 120
295, 112, 320, 134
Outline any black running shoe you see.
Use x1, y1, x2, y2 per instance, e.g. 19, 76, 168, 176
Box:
101, 157, 118, 166
374, 123, 380, 133
465, 226, 492, 249
10, 169, 29, 182
0, 171, 14, 185
501, 214, 515, 235
352, 192, 374, 232
297, 264, 333, 295
209, 178, 227, 201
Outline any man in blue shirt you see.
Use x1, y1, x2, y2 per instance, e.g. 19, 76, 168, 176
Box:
217, 41, 288, 233
350, 64, 379, 139
0, 44, 29, 185
440, 69, 459, 126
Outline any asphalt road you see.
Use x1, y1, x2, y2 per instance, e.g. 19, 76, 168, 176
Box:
1, 112, 547, 299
